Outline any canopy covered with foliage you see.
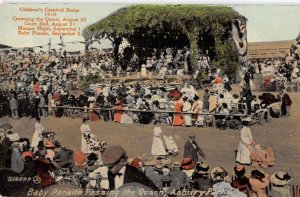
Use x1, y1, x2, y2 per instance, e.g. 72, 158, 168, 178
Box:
85, 5, 246, 78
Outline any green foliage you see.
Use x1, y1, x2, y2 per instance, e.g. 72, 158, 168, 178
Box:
81, 28, 93, 41
213, 39, 239, 79
85, 5, 245, 77
88, 5, 243, 37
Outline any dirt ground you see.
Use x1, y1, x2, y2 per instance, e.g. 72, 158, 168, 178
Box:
1, 89, 300, 185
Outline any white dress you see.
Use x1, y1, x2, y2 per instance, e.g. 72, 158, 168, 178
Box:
236, 126, 253, 164
163, 135, 179, 153
141, 67, 147, 77
151, 126, 167, 156
182, 101, 192, 126
80, 123, 92, 154
31, 122, 44, 148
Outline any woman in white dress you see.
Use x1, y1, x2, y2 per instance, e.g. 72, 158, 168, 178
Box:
151, 121, 167, 157
80, 118, 92, 154
141, 64, 147, 77
31, 117, 44, 149
236, 117, 253, 165
182, 97, 192, 126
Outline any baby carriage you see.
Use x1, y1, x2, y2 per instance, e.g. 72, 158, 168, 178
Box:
248, 143, 275, 168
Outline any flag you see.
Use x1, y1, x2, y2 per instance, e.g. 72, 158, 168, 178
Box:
59, 36, 64, 46
48, 38, 51, 52
232, 19, 248, 56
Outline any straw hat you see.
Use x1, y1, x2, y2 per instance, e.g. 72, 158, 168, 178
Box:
22, 151, 34, 161
131, 158, 143, 169
45, 141, 55, 148
210, 166, 230, 182
172, 161, 181, 168
181, 158, 196, 170
195, 162, 209, 174
154, 164, 163, 172
235, 164, 244, 172
188, 133, 195, 138
271, 171, 292, 186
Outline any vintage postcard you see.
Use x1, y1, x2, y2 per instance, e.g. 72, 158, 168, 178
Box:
0, 3, 299, 197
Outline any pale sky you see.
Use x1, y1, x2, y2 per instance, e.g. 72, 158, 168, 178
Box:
0, 4, 299, 48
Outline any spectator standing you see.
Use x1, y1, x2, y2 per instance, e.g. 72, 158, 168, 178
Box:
202, 89, 210, 112
9, 95, 18, 119
102, 145, 159, 191
270, 171, 292, 197
236, 117, 253, 165
249, 170, 269, 197
278, 88, 292, 117
183, 133, 206, 162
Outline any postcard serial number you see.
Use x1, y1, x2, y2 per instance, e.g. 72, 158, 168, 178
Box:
7, 176, 32, 182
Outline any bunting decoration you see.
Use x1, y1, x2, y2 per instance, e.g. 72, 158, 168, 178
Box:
232, 18, 248, 56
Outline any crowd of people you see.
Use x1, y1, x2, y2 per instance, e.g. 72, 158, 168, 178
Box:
0, 47, 215, 120
0, 116, 294, 197
247, 38, 300, 91
0, 42, 296, 196
0, 44, 294, 130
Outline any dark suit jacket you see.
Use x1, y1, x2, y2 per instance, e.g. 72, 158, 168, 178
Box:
169, 169, 190, 190
183, 140, 205, 162
108, 164, 159, 191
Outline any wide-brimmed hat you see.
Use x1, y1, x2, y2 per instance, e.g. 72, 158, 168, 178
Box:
157, 157, 172, 166
235, 164, 244, 172
210, 166, 230, 182
45, 141, 55, 148
242, 117, 252, 122
172, 161, 181, 168
271, 171, 292, 186
154, 164, 163, 172
102, 145, 126, 167
181, 158, 196, 170
131, 158, 143, 169
22, 151, 34, 161
195, 162, 209, 174
188, 133, 195, 138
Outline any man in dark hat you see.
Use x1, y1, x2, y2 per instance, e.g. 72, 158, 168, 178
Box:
169, 161, 190, 191
183, 133, 206, 162
53, 143, 72, 168
192, 162, 212, 191
277, 88, 292, 117
147, 164, 164, 189
102, 145, 159, 191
